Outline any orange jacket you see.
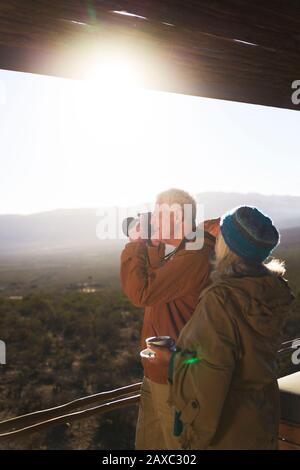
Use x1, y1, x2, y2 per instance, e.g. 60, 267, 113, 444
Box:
120, 228, 216, 384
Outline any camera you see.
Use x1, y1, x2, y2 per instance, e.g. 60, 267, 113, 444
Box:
122, 211, 153, 240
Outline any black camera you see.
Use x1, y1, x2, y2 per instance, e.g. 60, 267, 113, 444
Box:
122, 211, 153, 240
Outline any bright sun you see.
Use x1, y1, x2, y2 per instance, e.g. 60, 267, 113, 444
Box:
87, 58, 141, 91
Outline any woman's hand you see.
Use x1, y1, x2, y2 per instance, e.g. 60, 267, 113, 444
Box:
147, 345, 173, 366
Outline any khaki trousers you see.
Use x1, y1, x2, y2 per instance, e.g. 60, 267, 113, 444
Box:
135, 376, 181, 450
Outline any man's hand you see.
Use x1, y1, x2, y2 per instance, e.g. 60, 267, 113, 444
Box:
150, 215, 161, 246
128, 222, 144, 243
149, 237, 161, 247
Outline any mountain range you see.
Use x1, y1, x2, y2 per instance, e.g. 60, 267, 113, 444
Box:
0, 192, 299, 256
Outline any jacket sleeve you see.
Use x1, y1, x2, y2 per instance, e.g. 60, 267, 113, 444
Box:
146, 242, 165, 269
120, 240, 210, 307
168, 287, 240, 449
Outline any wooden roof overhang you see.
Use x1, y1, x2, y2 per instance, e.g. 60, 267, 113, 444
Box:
0, 1, 300, 110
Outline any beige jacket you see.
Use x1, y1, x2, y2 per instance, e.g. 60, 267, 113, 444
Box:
167, 270, 294, 449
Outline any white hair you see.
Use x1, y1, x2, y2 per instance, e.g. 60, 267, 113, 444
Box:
156, 188, 197, 224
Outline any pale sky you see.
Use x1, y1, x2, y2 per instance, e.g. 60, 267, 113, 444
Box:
0, 67, 299, 215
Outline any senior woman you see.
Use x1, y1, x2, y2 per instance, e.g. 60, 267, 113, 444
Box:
148, 206, 294, 450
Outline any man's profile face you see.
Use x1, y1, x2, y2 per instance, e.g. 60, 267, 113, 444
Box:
152, 203, 183, 243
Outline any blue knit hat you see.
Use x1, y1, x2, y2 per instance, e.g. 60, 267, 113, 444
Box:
220, 206, 280, 262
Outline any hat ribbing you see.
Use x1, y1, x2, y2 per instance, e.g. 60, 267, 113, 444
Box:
220, 206, 280, 262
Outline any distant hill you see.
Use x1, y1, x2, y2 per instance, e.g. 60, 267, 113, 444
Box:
0, 208, 125, 256
279, 226, 300, 249
0, 192, 299, 256
195, 192, 300, 228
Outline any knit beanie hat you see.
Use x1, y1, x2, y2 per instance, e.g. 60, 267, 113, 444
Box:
220, 206, 280, 263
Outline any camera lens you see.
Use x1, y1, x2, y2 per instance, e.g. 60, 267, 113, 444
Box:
122, 217, 137, 237
122, 212, 152, 239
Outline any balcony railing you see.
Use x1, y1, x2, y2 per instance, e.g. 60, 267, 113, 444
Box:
0, 338, 299, 446
0, 382, 141, 442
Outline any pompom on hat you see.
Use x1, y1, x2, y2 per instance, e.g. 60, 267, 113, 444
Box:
220, 206, 280, 263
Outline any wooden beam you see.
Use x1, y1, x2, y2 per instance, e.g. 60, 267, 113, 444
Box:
0, 1, 299, 111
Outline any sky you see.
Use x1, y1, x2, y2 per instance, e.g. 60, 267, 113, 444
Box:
0, 67, 299, 215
